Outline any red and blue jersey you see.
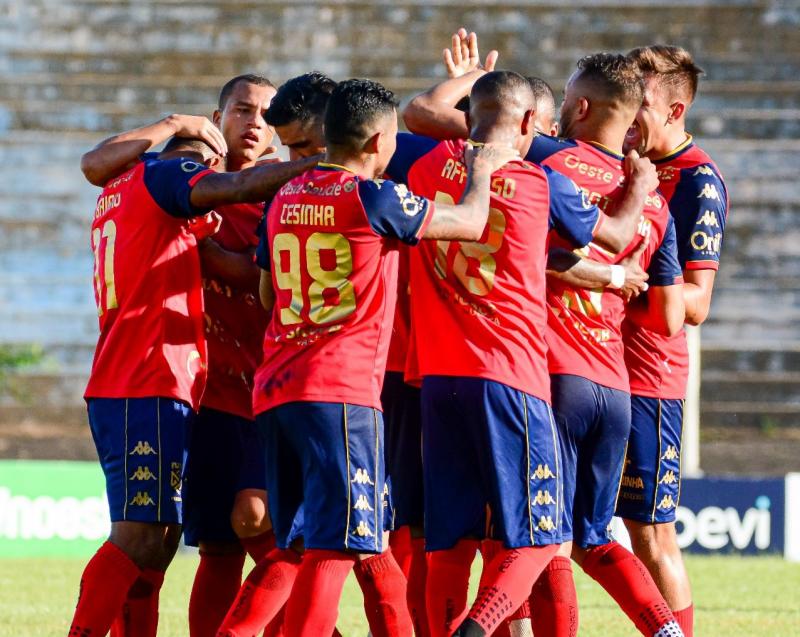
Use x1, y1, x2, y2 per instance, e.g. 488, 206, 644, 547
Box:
623, 136, 728, 399
387, 134, 601, 402
252, 163, 434, 414
527, 134, 683, 392
85, 157, 214, 410
200, 203, 269, 420
385, 245, 412, 375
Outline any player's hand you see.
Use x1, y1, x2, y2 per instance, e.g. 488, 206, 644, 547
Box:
618, 240, 649, 301
166, 114, 228, 157
186, 210, 223, 241
623, 150, 659, 193
465, 142, 519, 174
443, 28, 499, 78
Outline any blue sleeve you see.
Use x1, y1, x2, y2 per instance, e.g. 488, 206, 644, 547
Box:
385, 133, 440, 185
142, 157, 213, 218
545, 166, 600, 248
648, 216, 683, 286
525, 134, 578, 164
358, 179, 433, 245
255, 205, 272, 271
671, 164, 728, 270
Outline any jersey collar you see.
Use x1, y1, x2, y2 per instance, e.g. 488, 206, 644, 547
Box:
653, 134, 694, 163
317, 162, 357, 174
585, 140, 625, 160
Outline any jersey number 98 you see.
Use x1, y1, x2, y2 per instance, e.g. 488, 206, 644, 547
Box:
273, 232, 356, 326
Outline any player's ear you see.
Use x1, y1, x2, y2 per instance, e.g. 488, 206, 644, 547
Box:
212, 109, 222, 128
577, 97, 590, 121
550, 121, 560, 137
205, 154, 224, 171
521, 109, 535, 136
668, 101, 686, 123
363, 131, 381, 155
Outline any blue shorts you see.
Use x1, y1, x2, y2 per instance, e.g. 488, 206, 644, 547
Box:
615, 396, 684, 524
87, 397, 192, 525
551, 375, 631, 548
182, 407, 267, 547
382, 371, 423, 530
256, 401, 388, 553
421, 376, 562, 552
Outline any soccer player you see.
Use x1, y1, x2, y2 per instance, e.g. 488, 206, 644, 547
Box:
385, 70, 659, 637
79, 74, 289, 637
69, 136, 316, 637
616, 45, 729, 637
216, 78, 516, 637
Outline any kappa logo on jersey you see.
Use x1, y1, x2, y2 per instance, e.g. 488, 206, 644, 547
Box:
659, 470, 678, 485
170, 461, 182, 491
353, 520, 375, 538
129, 491, 156, 507
532, 464, 556, 480
694, 165, 714, 177
697, 183, 721, 200
351, 468, 375, 485
661, 445, 679, 461
533, 490, 556, 506
129, 466, 156, 481
129, 441, 157, 456
537, 515, 557, 532
696, 210, 720, 227
657, 494, 676, 510
354, 494, 374, 511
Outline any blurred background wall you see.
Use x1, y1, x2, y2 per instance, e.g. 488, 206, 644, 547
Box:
1, 0, 798, 472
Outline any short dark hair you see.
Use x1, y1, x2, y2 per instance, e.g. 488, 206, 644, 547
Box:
324, 79, 398, 151
575, 53, 644, 109
471, 71, 534, 108
265, 72, 338, 127
627, 45, 704, 102
161, 135, 215, 156
527, 76, 556, 116
217, 74, 275, 110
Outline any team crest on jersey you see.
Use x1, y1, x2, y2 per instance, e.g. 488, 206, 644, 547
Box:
532, 464, 556, 480
533, 490, 556, 506
351, 468, 375, 485
170, 462, 182, 492
129, 441, 157, 456
343, 180, 356, 193
657, 494, 676, 510
129, 491, 156, 507
537, 515, 557, 532
129, 466, 156, 481
661, 446, 679, 461
659, 470, 678, 485
697, 183, 721, 200
354, 494, 374, 511
353, 520, 375, 538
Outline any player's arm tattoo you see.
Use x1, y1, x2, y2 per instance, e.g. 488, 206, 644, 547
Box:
683, 268, 717, 326
191, 155, 320, 208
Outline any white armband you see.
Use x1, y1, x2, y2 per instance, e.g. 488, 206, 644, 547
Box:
607, 264, 626, 289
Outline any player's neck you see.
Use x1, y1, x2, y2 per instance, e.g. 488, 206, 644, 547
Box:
648, 127, 690, 159
323, 152, 375, 179
226, 157, 255, 172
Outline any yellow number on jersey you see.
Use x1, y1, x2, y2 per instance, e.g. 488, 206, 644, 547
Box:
433, 191, 507, 297
91, 220, 118, 316
273, 232, 357, 326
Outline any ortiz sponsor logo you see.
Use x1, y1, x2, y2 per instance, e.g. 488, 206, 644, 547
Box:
0, 488, 109, 541
676, 498, 772, 551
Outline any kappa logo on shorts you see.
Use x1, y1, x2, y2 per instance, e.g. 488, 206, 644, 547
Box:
537, 515, 557, 532
657, 494, 676, 510
353, 520, 375, 538
533, 490, 556, 506
351, 468, 375, 485
659, 470, 678, 485
129, 491, 156, 507
354, 494, 374, 511
531, 464, 556, 480
129, 441, 157, 456
661, 446, 679, 461
170, 462, 182, 492
129, 466, 156, 481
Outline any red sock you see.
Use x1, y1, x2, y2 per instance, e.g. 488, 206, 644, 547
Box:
111, 568, 165, 637
407, 538, 431, 637
188, 551, 246, 637
216, 548, 301, 637
240, 529, 277, 563
581, 542, 681, 636
466, 544, 558, 634
389, 526, 414, 579
425, 539, 479, 637
476, 540, 512, 637
674, 605, 693, 637
354, 549, 413, 637
283, 549, 356, 637
530, 555, 578, 637
68, 541, 141, 636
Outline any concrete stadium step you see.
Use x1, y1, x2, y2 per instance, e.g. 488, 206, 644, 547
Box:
701, 371, 800, 404
702, 345, 800, 373
700, 402, 800, 429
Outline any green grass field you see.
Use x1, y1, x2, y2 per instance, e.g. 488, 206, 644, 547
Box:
1, 553, 797, 636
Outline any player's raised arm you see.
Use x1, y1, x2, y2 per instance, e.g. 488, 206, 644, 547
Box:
81, 114, 228, 186
402, 29, 496, 139
421, 143, 518, 240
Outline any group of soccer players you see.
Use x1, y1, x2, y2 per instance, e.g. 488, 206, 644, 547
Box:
68, 26, 727, 637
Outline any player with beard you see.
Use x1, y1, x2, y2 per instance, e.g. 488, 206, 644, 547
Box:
79, 74, 299, 637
